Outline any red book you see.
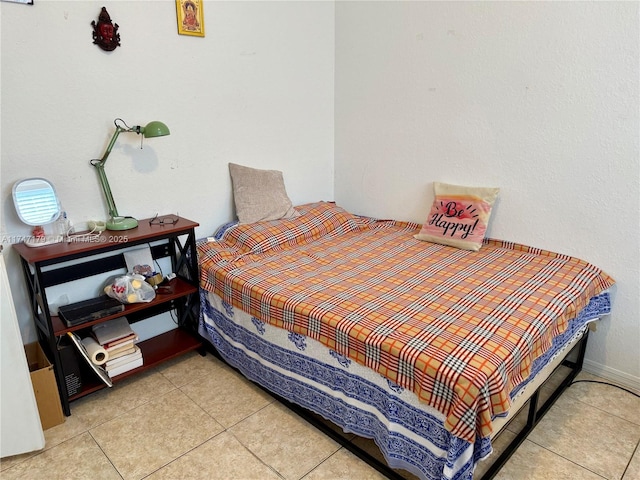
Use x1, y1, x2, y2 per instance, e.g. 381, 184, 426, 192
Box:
103, 333, 138, 350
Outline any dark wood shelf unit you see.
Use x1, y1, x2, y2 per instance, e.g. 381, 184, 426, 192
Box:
68, 328, 202, 401
50, 279, 198, 335
13, 216, 203, 415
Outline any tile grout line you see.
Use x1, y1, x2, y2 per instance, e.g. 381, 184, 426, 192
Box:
523, 439, 610, 480
567, 377, 640, 426
87, 429, 126, 480
526, 386, 640, 480
229, 435, 287, 480
620, 439, 640, 480
157, 377, 284, 479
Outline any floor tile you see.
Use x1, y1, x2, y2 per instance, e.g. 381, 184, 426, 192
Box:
303, 447, 388, 480
504, 365, 577, 434
0, 432, 121, 480
539, 366, 573, 400
528, 394, 640, 479
157, 350, 226, 388
90, 388, 223, 480
180, 364, 273, 428
5, 352, 639, 480
70, 369, 176, 428
623, 444, 640, 480
40, 410, 90, 451
229, 402, 340, 480
0, 450, 38, 472
493, 440, 605, 480
564, 372, 640, 425
146, 431, 281, 479
504, 400, 530, 436
474, 429, 517, 479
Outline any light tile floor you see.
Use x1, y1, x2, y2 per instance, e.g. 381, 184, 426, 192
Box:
2, 351, 639, 480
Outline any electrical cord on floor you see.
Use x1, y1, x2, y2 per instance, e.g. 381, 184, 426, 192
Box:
570, 379, 640, 398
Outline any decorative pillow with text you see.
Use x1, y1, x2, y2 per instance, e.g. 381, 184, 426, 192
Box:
414, 182, 499, 251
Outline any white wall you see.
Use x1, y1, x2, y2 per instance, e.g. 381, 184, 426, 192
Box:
335, 1, 639, 388
1, 0, 335, 341
2, 0, 638, 390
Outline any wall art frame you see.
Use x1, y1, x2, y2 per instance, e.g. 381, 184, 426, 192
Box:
175, 0, 205, 37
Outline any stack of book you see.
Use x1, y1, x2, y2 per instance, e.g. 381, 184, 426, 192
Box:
91, 317, 143, 378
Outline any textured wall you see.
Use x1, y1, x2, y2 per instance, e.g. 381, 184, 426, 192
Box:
335, 1, 639, 387
1, 0, 335, 342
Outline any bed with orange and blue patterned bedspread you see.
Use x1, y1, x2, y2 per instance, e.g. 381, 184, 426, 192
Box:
197, 201, 614, 480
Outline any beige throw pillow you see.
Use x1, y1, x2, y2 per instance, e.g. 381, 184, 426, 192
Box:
229, 163, 299, 224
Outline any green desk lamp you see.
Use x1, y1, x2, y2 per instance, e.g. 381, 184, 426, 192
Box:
91, 118, 170, 230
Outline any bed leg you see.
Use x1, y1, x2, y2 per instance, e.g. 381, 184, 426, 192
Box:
478, 330, 589, 480
480, 390, 539, 480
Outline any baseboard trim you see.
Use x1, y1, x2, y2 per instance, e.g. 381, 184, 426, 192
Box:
583, 359, 640, 393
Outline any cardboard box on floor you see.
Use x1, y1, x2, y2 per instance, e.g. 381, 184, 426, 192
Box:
25, 342, 65, 430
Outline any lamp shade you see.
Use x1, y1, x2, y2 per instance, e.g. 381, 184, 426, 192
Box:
141, 121, 170, 138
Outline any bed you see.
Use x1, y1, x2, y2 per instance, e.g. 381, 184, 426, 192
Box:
196, 201, 614, 480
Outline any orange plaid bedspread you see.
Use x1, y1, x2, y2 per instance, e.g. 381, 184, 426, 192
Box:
198, 203, 614, 443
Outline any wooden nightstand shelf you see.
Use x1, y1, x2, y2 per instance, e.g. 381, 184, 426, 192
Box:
13, 216, 203, 415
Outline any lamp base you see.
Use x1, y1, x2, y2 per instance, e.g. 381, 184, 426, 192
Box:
107, 216, 138, 230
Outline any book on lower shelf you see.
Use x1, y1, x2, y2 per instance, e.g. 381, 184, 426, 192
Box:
103, 333, 138, 351
91, 318, 139, 353
105, 346, 142, 371
92, 317, 136, 346
105, 343, 137, 360
106, 352, 143, 378
89, 317, 143, 378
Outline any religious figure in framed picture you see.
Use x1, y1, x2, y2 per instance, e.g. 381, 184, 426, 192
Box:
176, 0, 205, 37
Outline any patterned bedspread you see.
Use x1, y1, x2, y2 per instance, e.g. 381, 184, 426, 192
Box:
198, 202, 614, 443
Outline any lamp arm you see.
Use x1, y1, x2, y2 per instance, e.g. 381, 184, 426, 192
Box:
89, 119, 168, 231
90, 125, 128, 219
99, 126, 125, 165
92, 161, 120, 219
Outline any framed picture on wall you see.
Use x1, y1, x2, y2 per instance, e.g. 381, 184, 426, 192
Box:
176, 0, 205, 37
1, 0, 34, 4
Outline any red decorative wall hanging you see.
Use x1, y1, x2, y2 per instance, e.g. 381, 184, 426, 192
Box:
91, 7, 120, 51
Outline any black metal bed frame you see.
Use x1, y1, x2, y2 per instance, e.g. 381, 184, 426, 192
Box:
206, 328, 589, 480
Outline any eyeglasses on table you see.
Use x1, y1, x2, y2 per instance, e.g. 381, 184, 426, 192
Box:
149, 214, 179, 226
